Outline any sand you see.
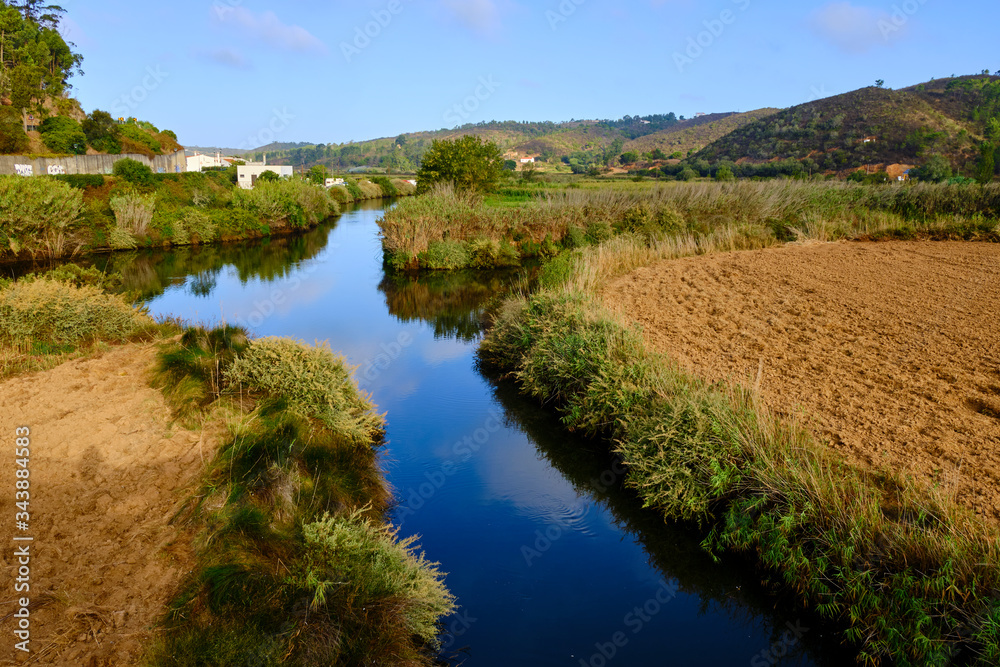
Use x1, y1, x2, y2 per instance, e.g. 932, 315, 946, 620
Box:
603, 241, 1000, 521
0, 343, 215, 665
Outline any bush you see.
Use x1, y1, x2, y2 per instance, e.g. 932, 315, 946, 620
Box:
182, 208, 216, 244
0, 278, 151, 345
110, 189, 156, 236
0, 176, 83, 257
300, 509, 455, 648
225, 337, 383, 444
419, 239, 470, 270
370, 175, 398, 197
113, 158, 154, 186
232, 179, 334, 228
39, 116, 87, 155
117, 122, 162, 154
82, 110, 121, 153
53, 174, 105, 189
0, 106, 29, 154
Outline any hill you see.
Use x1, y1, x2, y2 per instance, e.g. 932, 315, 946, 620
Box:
624, 109, 780, 157
694, 75, 1000, 174
0, 2, 181, 158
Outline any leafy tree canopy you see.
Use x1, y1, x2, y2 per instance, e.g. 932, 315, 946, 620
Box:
415, 135, 503, 194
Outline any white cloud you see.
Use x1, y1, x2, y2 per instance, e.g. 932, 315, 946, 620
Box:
440, 0, 502, 36
215, 7, 328, 55
809, 2, 906, 54
201, 48, 251, 70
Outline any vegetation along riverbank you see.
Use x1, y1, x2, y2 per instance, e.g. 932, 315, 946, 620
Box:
460, 174, 1000, 664
0, 270, 454, 665
378, 179, 999, 271
0, 160, 414, 263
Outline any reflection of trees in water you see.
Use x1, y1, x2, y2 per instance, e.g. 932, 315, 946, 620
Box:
479, 370, 856, 667
94, 222, 334, 301
379, 269, 532, 342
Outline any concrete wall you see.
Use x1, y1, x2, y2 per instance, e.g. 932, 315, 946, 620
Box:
0, 150, 187, 177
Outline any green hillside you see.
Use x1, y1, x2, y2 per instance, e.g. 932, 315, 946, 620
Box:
694, 75, 1000, 174
624, 109, 779, 157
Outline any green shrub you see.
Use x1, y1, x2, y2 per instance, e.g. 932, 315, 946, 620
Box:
82, 110, 121, 153
110, 189, 156, 236
0, 176, 83, 257
39, 116, 87, 155
117, 123, 162, 153
108, 225, 137, 249
327, 185, 350, 205
232, 180, 333, 228
182, 208, 216, 243
585, 220, 614, 244
53, 174, 105, 189
113, 158, 154, 186
370, 175, 398, 197
0, 278, 151, 345
0, 106, 29, 154
419, 239, 470, 270
344, 179, 364, 200
300, 509, 455, 648
225, 337, 383, 444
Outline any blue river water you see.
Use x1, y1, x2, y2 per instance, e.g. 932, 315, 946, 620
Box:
129, 201, 853, 666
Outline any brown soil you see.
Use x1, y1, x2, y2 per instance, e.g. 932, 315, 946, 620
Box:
603, 241, 1000, 521
0, 343, 215, 665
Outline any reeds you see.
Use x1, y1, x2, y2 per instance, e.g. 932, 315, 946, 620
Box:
479, 237, 1000, 664
380, 180, 1000, 272
147, 328, 455, 665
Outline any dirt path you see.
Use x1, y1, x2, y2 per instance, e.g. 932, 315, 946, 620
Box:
0, 343, 215, 665
603, 241, 1000, 521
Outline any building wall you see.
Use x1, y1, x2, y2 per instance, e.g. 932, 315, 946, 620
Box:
237, 165, 295, 189
0, 150, 187, 177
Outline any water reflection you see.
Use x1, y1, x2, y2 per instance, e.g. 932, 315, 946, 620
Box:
379, 269, 530, 342
480, 371, 856, 666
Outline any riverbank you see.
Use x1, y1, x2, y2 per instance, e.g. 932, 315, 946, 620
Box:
0, 170, 415, 263
378, 180, 999, 272
0, 276, 454, 665
604, 240, 1000, 522
478, 235, 1000, 664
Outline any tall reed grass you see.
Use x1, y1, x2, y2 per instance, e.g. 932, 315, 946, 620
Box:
379, 181, 1000, 271
478, 214, 1000, 664
148, 328, 455, 665
0, 175, 83, 258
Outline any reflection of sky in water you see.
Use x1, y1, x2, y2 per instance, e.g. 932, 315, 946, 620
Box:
141, 206, 845, 666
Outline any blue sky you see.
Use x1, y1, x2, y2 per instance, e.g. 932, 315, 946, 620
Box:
57, 0, 998, 148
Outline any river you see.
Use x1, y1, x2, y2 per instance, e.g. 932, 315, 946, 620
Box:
121, 200, 853, 666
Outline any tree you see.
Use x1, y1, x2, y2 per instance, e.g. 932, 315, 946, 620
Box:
81, 109, 120, 153
307, 164, 329, 185
619, 151, 639, 165
911, 155, 952, 183
395, 134, 407, 147
39, 115, 85, 154
976, 142, 995, 184
112, 157, 153, 186
258, 170, 280, 183
415, 135, 503, 194
715, 165, 735, 181
0, 105, 29, 153
503, 159, 517, 171
875, 79, 885, 88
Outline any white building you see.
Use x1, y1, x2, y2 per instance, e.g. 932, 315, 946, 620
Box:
237, 164, 294, 189
324, 177, 346, 188
187, 153, 224, 172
